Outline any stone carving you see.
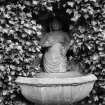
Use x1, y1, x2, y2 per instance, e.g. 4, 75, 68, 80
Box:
43, 43, 67, 72
40, 19, 71, 72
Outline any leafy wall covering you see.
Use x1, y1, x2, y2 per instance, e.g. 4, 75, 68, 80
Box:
0, 0, 105, 105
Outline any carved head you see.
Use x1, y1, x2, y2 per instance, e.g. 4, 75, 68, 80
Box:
50, 19, 62, 31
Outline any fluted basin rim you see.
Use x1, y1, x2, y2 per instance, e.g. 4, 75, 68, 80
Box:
15, 73, 97, 86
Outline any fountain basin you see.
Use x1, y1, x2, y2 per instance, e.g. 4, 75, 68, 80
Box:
15, 72, 97, 105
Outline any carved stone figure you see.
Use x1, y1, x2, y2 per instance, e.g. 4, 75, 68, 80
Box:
40, 19, 71, 72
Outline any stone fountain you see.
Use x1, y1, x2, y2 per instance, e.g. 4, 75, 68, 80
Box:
15, 18, 97, 105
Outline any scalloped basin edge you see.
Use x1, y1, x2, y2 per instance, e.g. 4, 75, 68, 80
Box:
15, 72, 97, 105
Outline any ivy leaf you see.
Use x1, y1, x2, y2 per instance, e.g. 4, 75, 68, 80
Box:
94, 96, 99, 101
66, 9, 72, 14
33, 0, 39, 5
71, 11, 81, 22
67, 1, 74, 7
78, 26, 85, 33
2, 90, 8, 96
46, 6, 53, 11
90, 0, 96, 2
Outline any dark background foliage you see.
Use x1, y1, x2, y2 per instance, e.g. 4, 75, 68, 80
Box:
0, 0, 105, 105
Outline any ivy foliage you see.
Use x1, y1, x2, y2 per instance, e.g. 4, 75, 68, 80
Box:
0, 0, 105, 105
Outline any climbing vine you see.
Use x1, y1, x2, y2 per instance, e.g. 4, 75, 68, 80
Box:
0, 0, 105, 105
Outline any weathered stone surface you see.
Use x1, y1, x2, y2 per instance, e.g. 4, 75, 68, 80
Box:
44, 43, 67, 72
